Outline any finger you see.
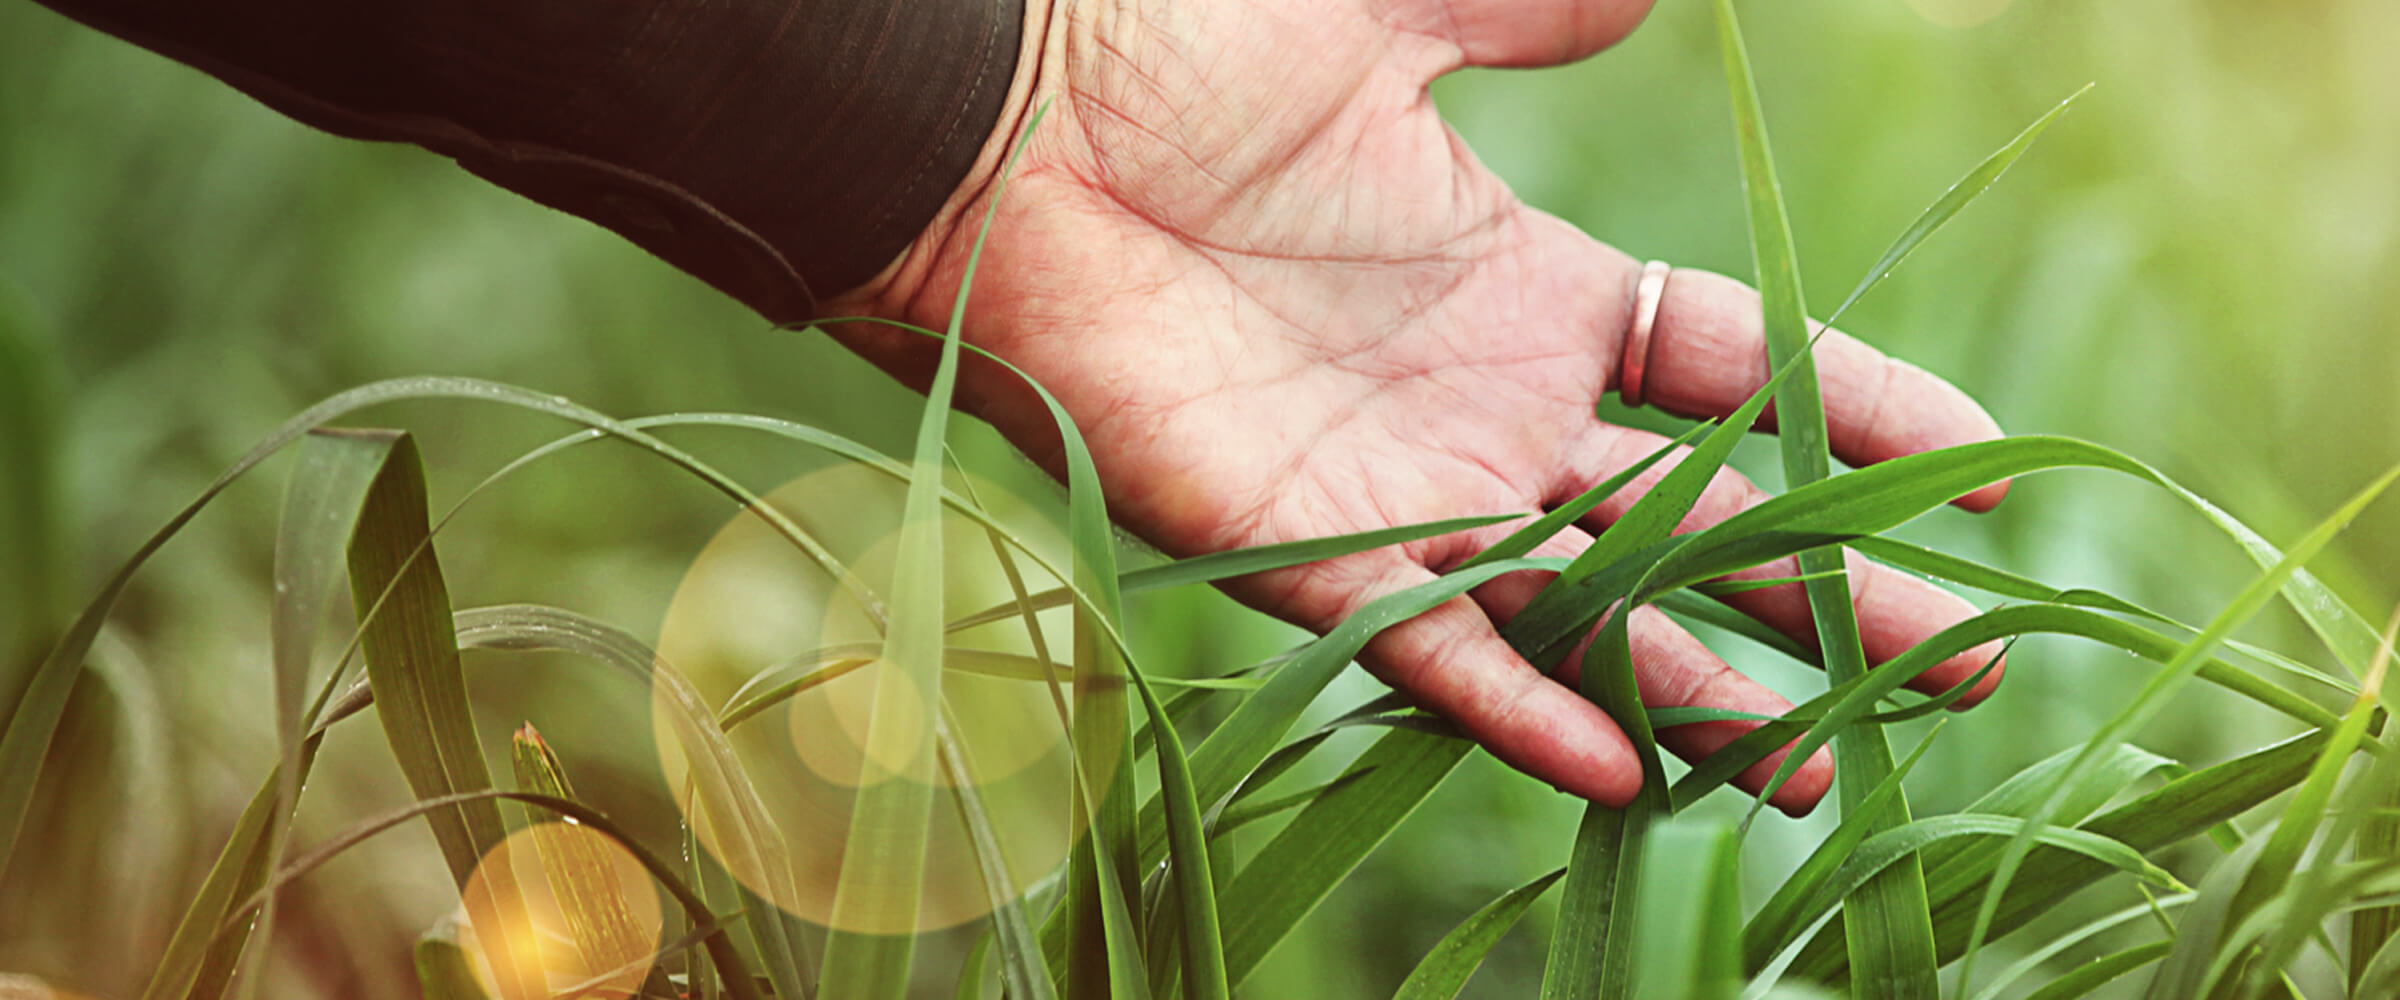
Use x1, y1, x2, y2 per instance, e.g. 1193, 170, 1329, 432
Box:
1560, 426, 2009, 705
1266, 550, 1644, 804
1469, 531, 1835, 816
1611, 264, 2010, 511
1390, 0, 1656, 70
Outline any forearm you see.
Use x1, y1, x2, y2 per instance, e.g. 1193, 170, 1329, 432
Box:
32, 0, 1030, 321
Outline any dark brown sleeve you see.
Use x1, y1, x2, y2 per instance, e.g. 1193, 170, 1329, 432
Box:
32, 0, 1025, 321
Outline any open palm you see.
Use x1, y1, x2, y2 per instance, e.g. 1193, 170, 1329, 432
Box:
837, 0, 2008, 812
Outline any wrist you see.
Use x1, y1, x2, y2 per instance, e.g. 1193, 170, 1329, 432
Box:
823, 0, 1065, 335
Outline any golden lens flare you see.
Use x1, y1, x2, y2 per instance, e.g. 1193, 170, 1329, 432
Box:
654, 460, 1118, 935
453, 823, 665, 1000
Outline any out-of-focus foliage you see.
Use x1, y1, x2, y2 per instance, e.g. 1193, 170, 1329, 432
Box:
1, 1, 2393, 997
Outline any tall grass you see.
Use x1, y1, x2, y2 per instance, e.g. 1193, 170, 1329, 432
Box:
3, 3, 2398, 999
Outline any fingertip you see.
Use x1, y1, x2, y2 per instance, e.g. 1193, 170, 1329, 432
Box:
1955, 477, 2012, 512
1944, 640, 2009, 709
1772, 746, 1836, 818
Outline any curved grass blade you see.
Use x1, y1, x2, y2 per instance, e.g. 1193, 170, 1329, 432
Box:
1393, 868, 1566, 1000
202, 790, 761, 1000
1790, 814, 2183, 944
934, 705, 1059, 1000
1955, 463, 2400, 993
1818, 84, 2092, 328
1456, 423, 1707, 572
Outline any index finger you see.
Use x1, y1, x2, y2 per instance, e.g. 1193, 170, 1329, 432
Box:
1616, 265, 2010, 511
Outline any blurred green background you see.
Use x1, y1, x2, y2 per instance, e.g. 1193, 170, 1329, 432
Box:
2, 0, 2395, 996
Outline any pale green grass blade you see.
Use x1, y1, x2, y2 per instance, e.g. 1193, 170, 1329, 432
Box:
239, 428, 396, 1000
1211, 771, 1369, 838
2023, 942, 2174, 1000
336, 429, 539, 1000
1955, 463, 2400, 993
139, 738, 323, 1000
1629, 819, 1744, 1000
0, 373, 874, 886
1714, 2, 1931, 982
1794, 814, 2183, 936
1655, 588, 1818, 665
1747, 724, 1947, 969
1818, 84, 2092, 328
1851, 536, 2353, 697
1541, 608, 1660, 1000
820, 99, 1051, 1000
2142, 835, 2270, 999
1392, 868, 1565, 1000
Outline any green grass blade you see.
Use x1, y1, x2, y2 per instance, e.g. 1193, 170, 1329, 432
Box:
1747, 723, 1947, 969
1789, 730, 2338, 982
340, 430, 541, 1000
1629, 818, 1745, 1000
934, 706, 1060, 1000
1458, 423, 1708, 571
0, 282, 61, 712
1215, 728, 1471, 986
139, 739, 322, 1000
1541, 609, 1660, 1000
236, 429, 396, 998
1125, 659, 1231, 1000
1955, 463, 2400, 993
1393, 868, 1566, 1000
1963, 896, 2192, 1000
1819, 84, 2092, 328
1713, 4, 1934, 982
821, 96, 1051, 1000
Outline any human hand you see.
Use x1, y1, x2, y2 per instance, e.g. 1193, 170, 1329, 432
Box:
832, 0, 2009, 814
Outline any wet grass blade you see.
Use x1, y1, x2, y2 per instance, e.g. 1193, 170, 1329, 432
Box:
1712, 0, 1936, 989
1954, 463, 2400, 992
1393, 868, 1565, 1000
339, 429, 540, 1000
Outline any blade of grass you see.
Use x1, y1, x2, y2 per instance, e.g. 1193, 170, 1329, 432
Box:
234, 429, 398, 1000
2022, 942, 2175, 1000
1955, 463, 2400, 994
1629, 818, 1745, 1000
1791, 726, 2349, 983
208, 790, 759, 1000
338, 429, 540, 1000
1816, 84, 2092, 328
1712, 1, 1935, 990
1746, 723, 1948, 969
511, 725, 664, 993
1392, 868, 1566, 1000
414, 916, 494, 1000
1963, 896, 2191, 1000
934, 705, 1060, 1000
